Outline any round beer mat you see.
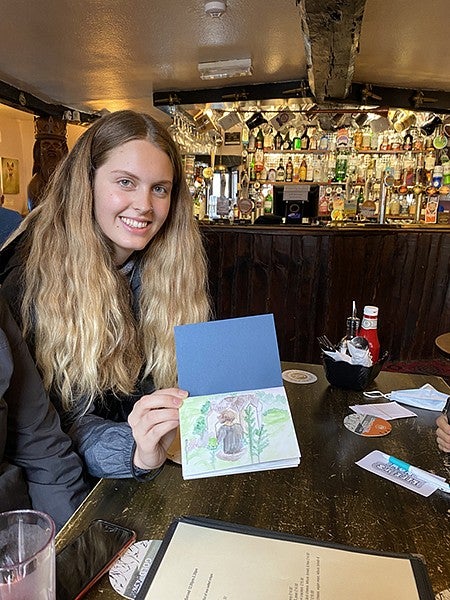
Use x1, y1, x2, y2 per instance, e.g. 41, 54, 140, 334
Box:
109, 540, 162, 599
344, 414, 391, 437
282, 369, 318, 384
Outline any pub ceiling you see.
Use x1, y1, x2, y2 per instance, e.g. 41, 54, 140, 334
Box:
0, 0, 449, 125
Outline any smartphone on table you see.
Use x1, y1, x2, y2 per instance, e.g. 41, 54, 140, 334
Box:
56, 519, 136, 600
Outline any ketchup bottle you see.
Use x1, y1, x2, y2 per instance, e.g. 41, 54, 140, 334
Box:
359, 305, 380, 363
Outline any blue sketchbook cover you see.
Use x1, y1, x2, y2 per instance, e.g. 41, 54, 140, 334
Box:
174, 313, 283, 397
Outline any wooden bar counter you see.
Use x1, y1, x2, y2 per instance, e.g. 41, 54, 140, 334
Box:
56, 364, 450, 598
201, 223, 450, 364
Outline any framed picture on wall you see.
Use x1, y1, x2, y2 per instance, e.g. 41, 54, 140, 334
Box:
1, 157, 20, 194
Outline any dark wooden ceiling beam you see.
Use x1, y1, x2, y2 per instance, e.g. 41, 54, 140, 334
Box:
0, 79, 98, 124
297, 0, 367, 102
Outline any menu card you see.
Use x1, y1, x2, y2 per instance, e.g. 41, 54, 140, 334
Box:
136, 516, 434, 600
174, 314, 301, 480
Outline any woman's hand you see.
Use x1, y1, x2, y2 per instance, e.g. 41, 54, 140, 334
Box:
128, 388, 188, 470
435, 413, 450, 453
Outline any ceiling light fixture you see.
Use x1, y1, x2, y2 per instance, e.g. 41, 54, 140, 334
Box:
198, 58, 253, 81
204, 1, 226, 18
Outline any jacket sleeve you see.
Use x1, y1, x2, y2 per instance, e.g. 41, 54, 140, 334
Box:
67, 411, 137, 479
67, 409, 163, 481
1, 300, 89, 530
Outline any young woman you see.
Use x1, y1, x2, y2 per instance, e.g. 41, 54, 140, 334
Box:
0, 110, 210, 480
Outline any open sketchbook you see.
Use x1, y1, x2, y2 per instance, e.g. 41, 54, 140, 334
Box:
174, 314, 301, 480
136, 516, 434, 600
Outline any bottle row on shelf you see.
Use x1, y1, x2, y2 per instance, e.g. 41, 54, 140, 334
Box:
243, 145, 450, 192
244, 123, 446, 155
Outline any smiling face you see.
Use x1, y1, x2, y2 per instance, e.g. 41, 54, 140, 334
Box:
93, 138, 173, 265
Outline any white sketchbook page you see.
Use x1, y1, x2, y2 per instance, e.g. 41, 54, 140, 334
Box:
179, 386, 300, 480
142, 522, 421, 600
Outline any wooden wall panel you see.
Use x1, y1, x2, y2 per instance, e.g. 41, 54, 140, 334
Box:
200, 225, 450, 363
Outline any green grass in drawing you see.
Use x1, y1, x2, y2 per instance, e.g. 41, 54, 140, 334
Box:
180, 387, 294, 474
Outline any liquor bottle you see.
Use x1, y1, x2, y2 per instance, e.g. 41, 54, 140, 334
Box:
285, 156, 293, 182
443, 163, 450, 185
282, 132, 292, 150
292, 132, 302, 150
356, 188, 365, 214
388, 192, 400, 216
254, 148, 264, 174
274, 131, 283, 151
390, 133, 402, 151
256, 128, 264, 149
359, 305, 380, 363
393, 155, 403, 186
335, 152, 348, 182
319, 134, 329, 151
424, 146, 436, 180
267, 167, 277, 182
249, 155, 256, 182
293, 156, 300, 182
361, 127, 372, 150
312, 157, 322, 182
276, 159, 285, 181
263, 128, 274, 152
412, 128, 424, 152
403, 155, 415, 187
300, 129, 310, 150
306, 156, 313, 182
299, 158, 307, 182
380, 134, 390, 151
353, 129, 363, 150
415, 152, 427, 186
327, 154, 336, 182
241, 125, 249, 148
248, 130, 256, 152
309, 128, 318, 150
264, 192, 273, 214
403, 132, 413, 151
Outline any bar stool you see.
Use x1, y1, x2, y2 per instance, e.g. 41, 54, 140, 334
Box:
435, 332, 450, 357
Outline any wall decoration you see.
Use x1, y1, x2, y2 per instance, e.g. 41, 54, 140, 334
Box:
224, 131, 241, 146
1, 157, 20, 194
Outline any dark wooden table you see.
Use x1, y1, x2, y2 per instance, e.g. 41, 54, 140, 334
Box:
56, 363, 450, 598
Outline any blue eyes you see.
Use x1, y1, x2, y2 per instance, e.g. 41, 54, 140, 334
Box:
119, 178, 133, 188
153, 185, 169, 195
117, 180, 169, 195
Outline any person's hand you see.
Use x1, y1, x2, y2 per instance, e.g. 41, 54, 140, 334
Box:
435, 413, 450, 453
128, 388, 188, 470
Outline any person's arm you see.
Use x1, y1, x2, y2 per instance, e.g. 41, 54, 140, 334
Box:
68, 388, 185, 480
436, 413, 450, 453
1, 301, 89, 530
67, 412, 147, 479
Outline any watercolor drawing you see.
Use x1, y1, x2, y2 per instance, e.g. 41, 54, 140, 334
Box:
180, 386, 299, 477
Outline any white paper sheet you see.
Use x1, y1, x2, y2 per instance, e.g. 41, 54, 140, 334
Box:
349, 401, 417, 420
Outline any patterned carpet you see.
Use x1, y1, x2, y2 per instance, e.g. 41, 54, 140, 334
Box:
383, 359, 450, 386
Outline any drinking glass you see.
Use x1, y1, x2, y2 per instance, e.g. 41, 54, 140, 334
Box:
0, 510, 55, 600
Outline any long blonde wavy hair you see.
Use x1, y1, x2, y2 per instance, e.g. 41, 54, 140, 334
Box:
13, 110, 210, 415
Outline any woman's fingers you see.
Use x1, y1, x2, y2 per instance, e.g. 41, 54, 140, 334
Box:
128, 388, 188, 470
